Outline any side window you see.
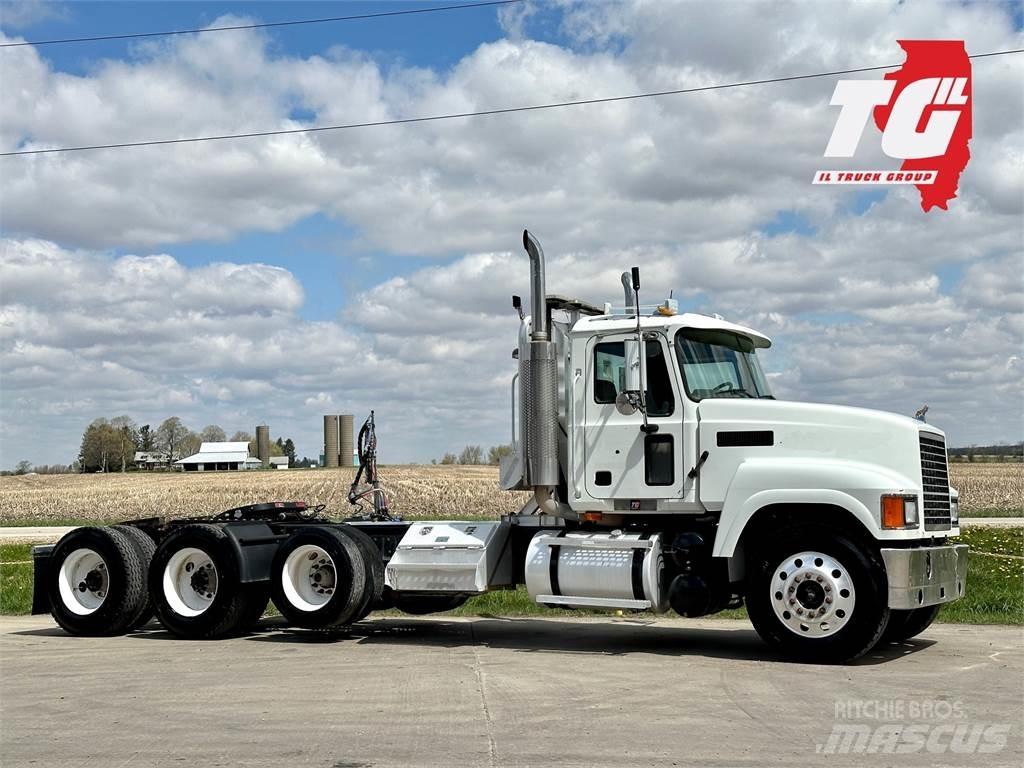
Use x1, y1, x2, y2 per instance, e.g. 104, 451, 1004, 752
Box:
593, 340, 675, 417
644, 340, 674, 417
594, 342, 625, 404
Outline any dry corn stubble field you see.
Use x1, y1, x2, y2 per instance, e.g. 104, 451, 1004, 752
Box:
0, 466, 532, 524
946, 463, 1024, 512
0, 463, 1019, 524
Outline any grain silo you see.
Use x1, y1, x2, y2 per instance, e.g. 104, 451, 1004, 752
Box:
323, 415, 340, 468
339, 414, 354, 467
255, 425, 271, 467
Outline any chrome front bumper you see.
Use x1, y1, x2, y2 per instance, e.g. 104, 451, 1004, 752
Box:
880, 544, 968, 610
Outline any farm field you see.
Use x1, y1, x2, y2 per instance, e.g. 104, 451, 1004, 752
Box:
946, 463, 1024, 514
0, 466, 531, 525
0, 462, 1019, 525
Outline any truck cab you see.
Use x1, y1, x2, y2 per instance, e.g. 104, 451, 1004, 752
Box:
500, 230, 966, 662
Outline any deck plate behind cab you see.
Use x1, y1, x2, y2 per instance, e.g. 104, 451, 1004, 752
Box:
384, 521, 513, 593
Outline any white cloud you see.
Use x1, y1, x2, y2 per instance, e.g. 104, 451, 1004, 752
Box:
0, 0, 68, 29
3, 4, 1019, 253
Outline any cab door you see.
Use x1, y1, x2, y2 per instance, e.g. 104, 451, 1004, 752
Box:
583, 333, 685, 501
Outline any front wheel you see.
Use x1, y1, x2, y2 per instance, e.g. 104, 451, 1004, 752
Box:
746, 526, 889, 663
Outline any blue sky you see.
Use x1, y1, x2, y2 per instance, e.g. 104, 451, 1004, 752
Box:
18, 1, 523, 72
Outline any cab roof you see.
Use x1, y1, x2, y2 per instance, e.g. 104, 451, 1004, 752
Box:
568, 311, 772, 349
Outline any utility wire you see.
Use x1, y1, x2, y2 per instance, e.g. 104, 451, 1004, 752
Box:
0, 0, 524, 48
2, 48, 1020, 158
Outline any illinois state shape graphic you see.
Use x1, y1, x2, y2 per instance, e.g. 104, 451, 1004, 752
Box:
873, 40, 972, 212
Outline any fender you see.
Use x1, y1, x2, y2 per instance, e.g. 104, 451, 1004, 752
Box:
222, 522, 286, 583
712, 458, 918, 558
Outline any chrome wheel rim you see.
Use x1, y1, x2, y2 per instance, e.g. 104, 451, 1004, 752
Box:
770, 550, 855, 637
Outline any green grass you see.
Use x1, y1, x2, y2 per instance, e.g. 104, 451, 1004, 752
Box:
0, 544, 34, 615
940, 527, 1024, 624
4, 530, 1020, 625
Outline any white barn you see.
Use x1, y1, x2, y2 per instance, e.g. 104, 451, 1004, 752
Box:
174, 442, 262, 472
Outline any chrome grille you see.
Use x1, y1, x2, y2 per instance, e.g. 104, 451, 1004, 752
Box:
920, 432, 951, 531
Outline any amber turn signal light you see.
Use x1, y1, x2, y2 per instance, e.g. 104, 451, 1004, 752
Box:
881, 494, 918, 529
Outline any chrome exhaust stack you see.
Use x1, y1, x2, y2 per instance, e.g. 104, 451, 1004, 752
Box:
521, 231, 561, 504
621, 271, 635, 311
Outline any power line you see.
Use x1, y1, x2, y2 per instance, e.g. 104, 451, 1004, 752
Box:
2, 48, 1020, 158
0, 0, 524, 48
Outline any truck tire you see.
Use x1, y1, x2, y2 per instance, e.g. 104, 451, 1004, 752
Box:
150, 524, 269, 639
338, 525, 385, 621
47, 527, 148, 636
111, 525, 156, 630
391, 593, 469, 615
746, 526, 889, 663
879, 605, 941, 644
270, 526, 368, 629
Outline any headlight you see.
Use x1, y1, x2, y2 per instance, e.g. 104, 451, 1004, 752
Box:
881, 494, 919, 529
904, 497, 919, 526
950, 493, 959, 525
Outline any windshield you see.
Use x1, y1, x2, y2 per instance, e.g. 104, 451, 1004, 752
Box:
674, 328, 773, 400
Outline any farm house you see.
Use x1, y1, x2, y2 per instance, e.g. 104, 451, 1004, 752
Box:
174, 442, 262, 472
133, 451, 168, 470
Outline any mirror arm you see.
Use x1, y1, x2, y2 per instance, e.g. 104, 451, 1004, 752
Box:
632, 266, 652, 434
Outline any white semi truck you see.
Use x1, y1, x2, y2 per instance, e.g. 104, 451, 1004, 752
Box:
32, 231, 967, 663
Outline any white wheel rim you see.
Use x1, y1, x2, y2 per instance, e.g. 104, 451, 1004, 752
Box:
281, 545, 337, 612
770, 550, 856, 638
57, 548, 109, 615
163, 547, 219, 617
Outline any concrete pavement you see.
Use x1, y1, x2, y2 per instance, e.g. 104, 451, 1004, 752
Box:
959, 517, 1024, 528
2, 614, 1021, 767
0, 526, 75, 543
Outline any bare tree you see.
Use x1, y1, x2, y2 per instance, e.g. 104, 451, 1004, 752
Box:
156, 417, 190, 465
180, 431, 202, 458
80, 418, 119, 472
488, 444, 513, 465
458, 445, 484, 465
110, 415, 139, 472
200, 425, 227, 443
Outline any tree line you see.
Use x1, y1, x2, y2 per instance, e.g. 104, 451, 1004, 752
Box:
948, 442, 1023, 461
75, 416, 299, 472
434, 445, 513, 466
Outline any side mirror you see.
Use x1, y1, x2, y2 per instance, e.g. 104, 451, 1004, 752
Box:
615, 392, 637, 416
624, 338, 641, 391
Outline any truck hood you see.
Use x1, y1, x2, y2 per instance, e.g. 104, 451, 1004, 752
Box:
696, 399, 942, 491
